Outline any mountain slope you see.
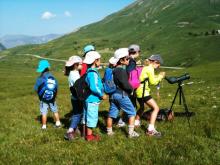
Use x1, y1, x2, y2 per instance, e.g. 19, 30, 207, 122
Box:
0, 34, 62, 48
2, 0, 220, 66
0, 43, 6, 51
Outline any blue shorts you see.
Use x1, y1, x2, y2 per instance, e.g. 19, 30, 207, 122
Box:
40, 101, 58, 115
109, 93, 136, 119
83, 102, 100, 128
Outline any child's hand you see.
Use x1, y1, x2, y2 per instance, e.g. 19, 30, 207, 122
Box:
102, 94, 108, 100
160, 72, 166, 78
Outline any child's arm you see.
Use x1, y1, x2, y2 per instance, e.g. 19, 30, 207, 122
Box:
87, 71, 103, 98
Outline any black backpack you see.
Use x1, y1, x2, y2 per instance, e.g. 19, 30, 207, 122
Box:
142, 108, 174, 121
72, 70, 96, 101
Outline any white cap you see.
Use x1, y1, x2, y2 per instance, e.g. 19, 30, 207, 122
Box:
65, 56, 82, 67
109, 57, 118, 65
110, 48, 129, 64
83, 51, 101, 64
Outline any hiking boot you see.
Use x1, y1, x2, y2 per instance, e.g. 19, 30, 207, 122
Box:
64, 131, 75, 141
128, 131, 140, 138
146, 129, 162, 138
86, 134, 100, 141
134, 120, 141, 127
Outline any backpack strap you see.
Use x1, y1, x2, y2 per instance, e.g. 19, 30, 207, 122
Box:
141, 78, 149, 99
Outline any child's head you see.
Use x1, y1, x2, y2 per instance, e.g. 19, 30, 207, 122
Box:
111, 48, 130, 66
83, 51, 101, 68
108, 57, 117, 68
83, 44, 95, 57
65, 56, 82, 75
147, 54, 163, 69
36, 60, 50, 73
128, 44, 140, 59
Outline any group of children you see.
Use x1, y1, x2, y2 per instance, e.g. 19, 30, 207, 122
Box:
34, 44, 165, 141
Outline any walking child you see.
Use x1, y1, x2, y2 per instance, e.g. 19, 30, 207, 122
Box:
64, 56, 83, 140
135, 54, 165, 137
106, 48, 139, 138
83, 51, 107, 141
34, 60, 61, 129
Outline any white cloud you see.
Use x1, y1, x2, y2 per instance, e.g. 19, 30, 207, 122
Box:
41, 11, 56, 20
64, 11, 72, 17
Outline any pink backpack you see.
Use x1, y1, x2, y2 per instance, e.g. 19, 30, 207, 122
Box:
128, 66, 143, 89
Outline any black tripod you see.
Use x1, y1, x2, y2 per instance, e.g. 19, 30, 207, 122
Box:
169, 81, 194, 126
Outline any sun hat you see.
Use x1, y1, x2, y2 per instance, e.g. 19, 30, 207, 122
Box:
83, 44, 95, 57
128, 44, 140, 53
148, 54, 163, 64
109, 57, 118, 65
36, 60, 50, 72
110, 48, 129, 64
65, 56, 82, 67
83, 51, 101, 64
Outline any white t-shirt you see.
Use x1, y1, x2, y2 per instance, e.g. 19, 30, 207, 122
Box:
68, 70, 80, 99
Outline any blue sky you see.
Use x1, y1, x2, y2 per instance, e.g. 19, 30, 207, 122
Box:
0, 0, 135, 37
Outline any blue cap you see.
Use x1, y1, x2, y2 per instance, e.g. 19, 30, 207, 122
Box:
83, 44, 95, 56
36, 60, 50, 72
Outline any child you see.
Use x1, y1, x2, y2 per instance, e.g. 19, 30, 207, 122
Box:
83, 51, 107, 141
106, 48, 139, 138
135, 54, 165, 137
80, 44, 95, 76
34, 60, 61, 129
64, 56, 83, 140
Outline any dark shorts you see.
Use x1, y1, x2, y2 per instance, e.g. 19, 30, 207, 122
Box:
137, 95, 152, 103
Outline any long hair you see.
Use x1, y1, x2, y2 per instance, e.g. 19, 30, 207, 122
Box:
64, 66, 74, 76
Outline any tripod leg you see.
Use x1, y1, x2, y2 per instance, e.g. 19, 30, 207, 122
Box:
170, 87, 180, 111
180, 88, 191, 127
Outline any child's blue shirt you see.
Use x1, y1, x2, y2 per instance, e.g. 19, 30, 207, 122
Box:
85, 68, 104, 103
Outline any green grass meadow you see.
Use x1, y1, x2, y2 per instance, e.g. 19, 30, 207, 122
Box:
0, 54, 220, 164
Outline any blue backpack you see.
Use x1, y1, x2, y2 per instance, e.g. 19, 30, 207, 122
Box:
38, 76, 58, 103
103, 68, 117, 94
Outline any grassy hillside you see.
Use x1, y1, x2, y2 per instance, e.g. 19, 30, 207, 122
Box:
0, 53, 219, 164
1, 0, 220, 66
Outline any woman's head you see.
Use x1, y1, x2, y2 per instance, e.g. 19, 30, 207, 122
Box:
128, 44, 140, 59
148, 54, 163, 69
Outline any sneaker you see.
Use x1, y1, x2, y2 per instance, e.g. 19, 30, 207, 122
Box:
64, 131, 75, 141
42, 125, 46, 130
146, 129, 162, 137
107, 131, 115, 136
86, 134, 100, 141
55, 123, 62, 128
117, 120, 126, 127
134, 120, 141, 127
128, 131, 140, 138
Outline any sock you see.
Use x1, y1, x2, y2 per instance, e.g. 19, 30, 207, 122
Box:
128, 125, 134, 135
67, 128, 74, 133
135, 119, 140, 125
56, 120, 61, 126
107, 127, 113, 133
148, 124, 155, 131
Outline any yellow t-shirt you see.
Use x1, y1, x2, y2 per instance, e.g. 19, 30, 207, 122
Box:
136, 65, 163, 98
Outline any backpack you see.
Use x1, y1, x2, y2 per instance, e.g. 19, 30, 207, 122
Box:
103, 68, 117, 94
73, 70, 96, 101
142, 108, 174, 121
128, 66, 143, 89
38, 76, 57, 103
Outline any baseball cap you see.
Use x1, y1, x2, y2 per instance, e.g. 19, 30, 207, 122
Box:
110, 48, 129, 64
109, 57, 118, 65
36, 60, 50, 73
128, 44, 140, 53
148, 54, 163, 64
65, 56, 82, 67
83, 44, 95, 57
83, 51, 101, 64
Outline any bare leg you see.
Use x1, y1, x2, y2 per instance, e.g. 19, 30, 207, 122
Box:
42, 114, 47, 125
146, 98, 159, 125
53, 112, 60, 122
107, 117, 113, 128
